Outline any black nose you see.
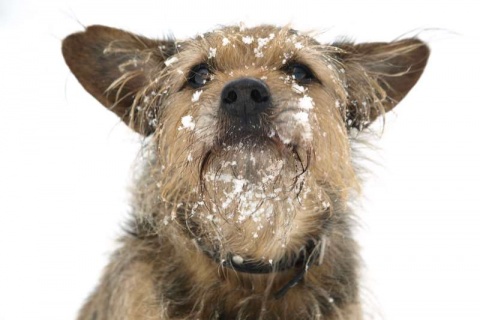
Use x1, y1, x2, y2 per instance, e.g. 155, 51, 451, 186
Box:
221, 78, 270, 119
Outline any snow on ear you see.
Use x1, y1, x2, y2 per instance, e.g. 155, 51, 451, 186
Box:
62, 25, 176, 135
336, 39, 429, 129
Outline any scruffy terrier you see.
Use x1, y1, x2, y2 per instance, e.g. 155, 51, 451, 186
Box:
62, 24, 429, 319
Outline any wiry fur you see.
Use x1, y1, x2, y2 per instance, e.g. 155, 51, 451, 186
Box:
62, 24, 429, 320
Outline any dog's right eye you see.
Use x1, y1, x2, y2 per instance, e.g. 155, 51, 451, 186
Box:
188, 64, 211, 88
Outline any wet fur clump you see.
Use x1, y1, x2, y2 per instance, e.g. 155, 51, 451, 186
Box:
62, 24, 429, 320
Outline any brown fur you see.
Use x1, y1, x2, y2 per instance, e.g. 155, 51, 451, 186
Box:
62, 24, 429, 320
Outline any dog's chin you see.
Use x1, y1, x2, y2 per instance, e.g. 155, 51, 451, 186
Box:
194, 132, 315, 260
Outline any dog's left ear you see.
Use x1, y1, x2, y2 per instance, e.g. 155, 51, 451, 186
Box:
62, 25, 176, 135
337, 39, 429, 129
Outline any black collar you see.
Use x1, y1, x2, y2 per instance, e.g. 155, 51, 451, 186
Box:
199, 235, 328, 299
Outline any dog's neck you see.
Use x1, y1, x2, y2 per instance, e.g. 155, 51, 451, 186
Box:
198, 235, 328, 299
126, 201, 359, 319
155, 227, 356, 319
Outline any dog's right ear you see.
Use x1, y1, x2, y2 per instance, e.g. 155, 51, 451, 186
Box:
62, 25, 176, 135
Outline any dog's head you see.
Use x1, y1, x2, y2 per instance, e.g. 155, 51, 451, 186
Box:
63, 25, 428, 265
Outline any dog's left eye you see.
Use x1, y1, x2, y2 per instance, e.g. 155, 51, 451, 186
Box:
288, 64, 316, 84
188, 64, 211, 88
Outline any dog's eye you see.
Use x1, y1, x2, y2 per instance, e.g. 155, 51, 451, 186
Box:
188, 64, 211, 88
289, 64, 315, 84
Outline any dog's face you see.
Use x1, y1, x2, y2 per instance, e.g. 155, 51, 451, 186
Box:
63, 25, 428, 263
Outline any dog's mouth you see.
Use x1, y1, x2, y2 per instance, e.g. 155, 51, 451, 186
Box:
200, 126, 310, 186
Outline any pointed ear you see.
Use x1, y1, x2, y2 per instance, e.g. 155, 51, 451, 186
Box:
62, 25, 175, 135
337, 38, 429, 129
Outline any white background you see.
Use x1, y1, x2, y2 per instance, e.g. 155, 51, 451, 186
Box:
0, 0, 479, 319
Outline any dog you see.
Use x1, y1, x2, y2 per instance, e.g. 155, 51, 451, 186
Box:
62, 24, 429, 319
